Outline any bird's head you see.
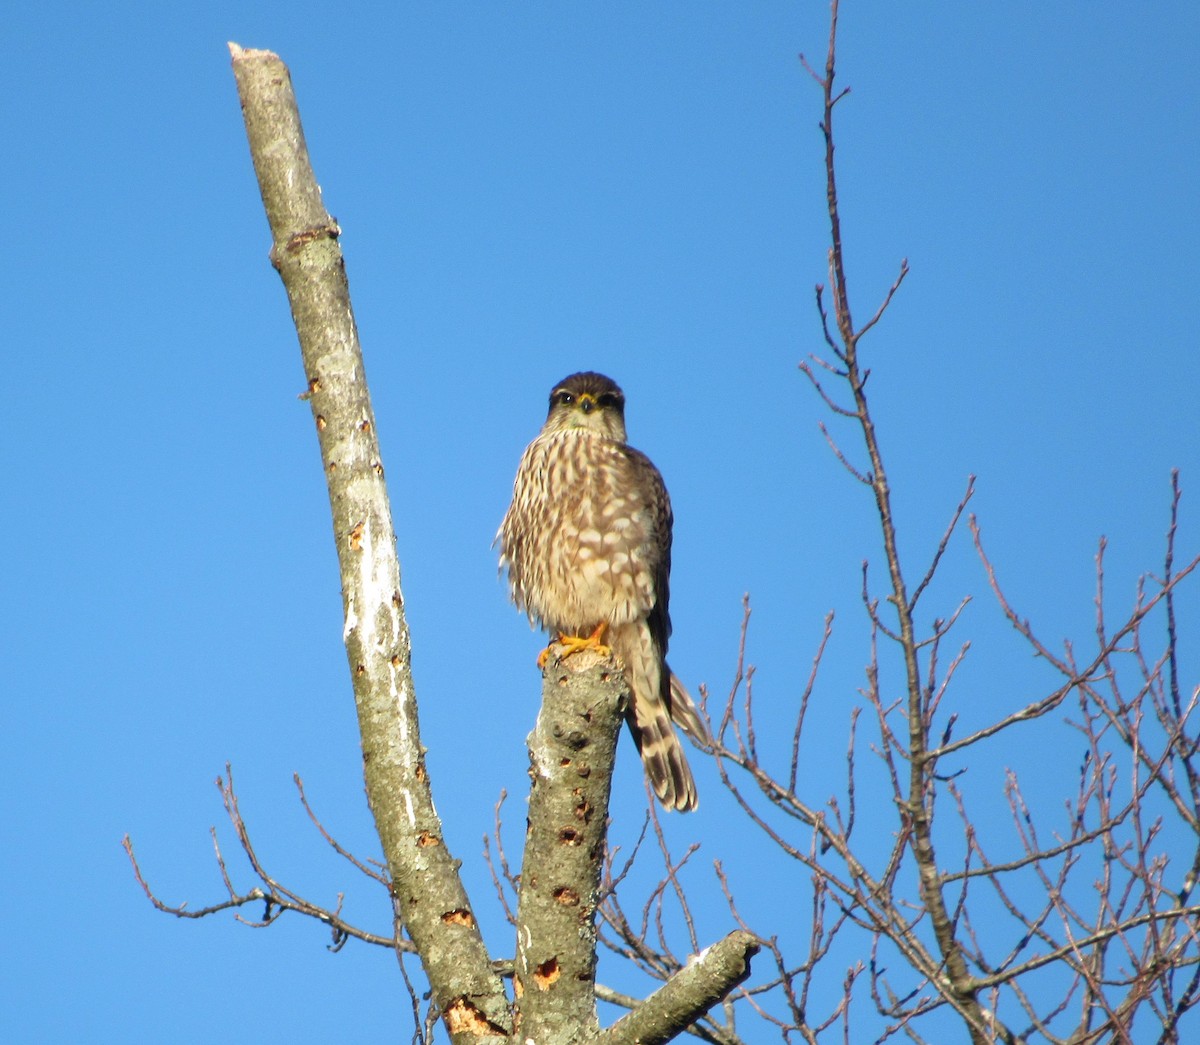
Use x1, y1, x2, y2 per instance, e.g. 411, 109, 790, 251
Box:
541, 371, 628, 441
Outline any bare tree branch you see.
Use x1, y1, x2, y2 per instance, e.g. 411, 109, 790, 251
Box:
122, 766, 404, 953
598, 931, 761, 1045
227, 43, 509, 1041
513, 649, 626, 1039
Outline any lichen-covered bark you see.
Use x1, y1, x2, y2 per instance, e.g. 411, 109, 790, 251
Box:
514, 651, 626, 1043
598, 931, 760, 1045
228, 44, 509, 1043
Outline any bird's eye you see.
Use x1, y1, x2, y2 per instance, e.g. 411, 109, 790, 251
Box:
596, 393, 619, 409
558, 392, 574, 406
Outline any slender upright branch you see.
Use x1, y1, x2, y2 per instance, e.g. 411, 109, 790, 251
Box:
807, 6, 997, 1041
228, 43, 509, 1042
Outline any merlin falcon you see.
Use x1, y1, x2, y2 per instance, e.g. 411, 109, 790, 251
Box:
498, 371, 707, 811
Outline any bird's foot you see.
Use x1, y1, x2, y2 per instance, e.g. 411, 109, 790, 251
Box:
537, 622, 611, 668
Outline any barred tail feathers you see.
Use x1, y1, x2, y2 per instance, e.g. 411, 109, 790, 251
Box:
610, 622, 698, 812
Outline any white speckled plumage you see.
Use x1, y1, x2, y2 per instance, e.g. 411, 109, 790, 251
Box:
498, 372, 706, 811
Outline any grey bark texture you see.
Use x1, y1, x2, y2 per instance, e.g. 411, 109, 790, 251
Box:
599, 930, 760, 1045
228, 43, 510, 1043
514, 651, 626, 1042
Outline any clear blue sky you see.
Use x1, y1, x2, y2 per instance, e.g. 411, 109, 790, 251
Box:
5, 2, 1198, 1041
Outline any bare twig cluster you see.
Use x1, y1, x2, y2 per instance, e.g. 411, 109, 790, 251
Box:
123, 766, 403, 954
690, 2, 1199, 1041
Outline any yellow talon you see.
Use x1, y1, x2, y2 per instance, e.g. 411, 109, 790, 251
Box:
538, 622, 611, 668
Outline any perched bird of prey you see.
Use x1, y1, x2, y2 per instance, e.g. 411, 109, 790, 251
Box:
498, 371, 707, 811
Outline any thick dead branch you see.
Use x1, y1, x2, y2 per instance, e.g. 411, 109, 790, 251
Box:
227, 43, 508, 1041
513, 649, 626, 1040
598, 931, 762, 1045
